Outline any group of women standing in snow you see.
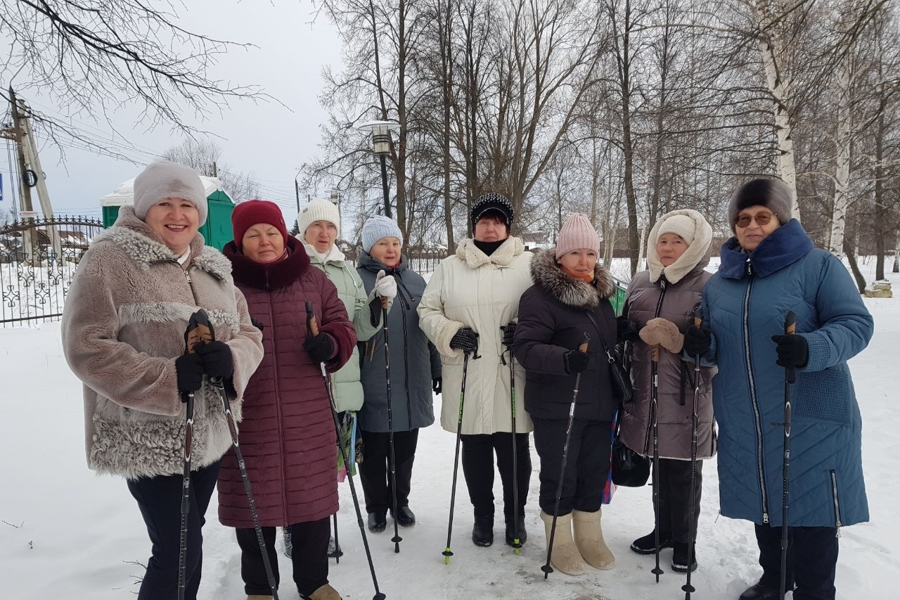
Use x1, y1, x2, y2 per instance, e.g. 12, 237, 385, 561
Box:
61, 160, 872, 600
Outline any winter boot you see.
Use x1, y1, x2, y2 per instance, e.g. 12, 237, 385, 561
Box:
472, 514, 494, 547
671, 541, 698, 572
630, 529, 674, 555
540, 511, 584, 576
572, 509, 615, 570
367, 510, 387, 533
505, 514, 527, 547
247, 596, 274, 600
738, 582, 787, 600
308, 583, 342, 600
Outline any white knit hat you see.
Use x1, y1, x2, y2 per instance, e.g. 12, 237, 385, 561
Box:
556, 213, 600, 259
297, 198, 341, 238
361, 215, 404, 253
133, 160, 207, 225
657, 214, 696, 245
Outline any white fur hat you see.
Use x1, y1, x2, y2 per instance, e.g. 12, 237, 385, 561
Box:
297, 199, 340, 238
133, 161, 207, 225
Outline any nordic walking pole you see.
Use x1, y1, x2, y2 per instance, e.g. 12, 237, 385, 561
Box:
307, 302, 387, 600
780, 311, 797, 600
191, 310, 279, 600
381, 296, 402, 553
177, 312, 203, 600
650, 342, 664, 583
502, 324, 522, 555
683, 306, 703, 599
542, 333, 590, 579
330, 513, 343, 563
443, 334, 478, 564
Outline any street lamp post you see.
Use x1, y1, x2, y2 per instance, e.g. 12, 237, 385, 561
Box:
359, 120, 399, 219
294, 169, 302, 214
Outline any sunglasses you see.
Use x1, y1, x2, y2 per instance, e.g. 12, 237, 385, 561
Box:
735, 212, 775, 228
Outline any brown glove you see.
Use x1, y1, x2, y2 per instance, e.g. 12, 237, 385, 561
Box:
639, 318, 684, 354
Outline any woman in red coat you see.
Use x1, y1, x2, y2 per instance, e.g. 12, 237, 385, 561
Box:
218, 200, 356, 600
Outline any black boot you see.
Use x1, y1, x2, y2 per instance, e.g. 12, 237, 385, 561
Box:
367, 511, 387, 533
472, 515, 494, 547
505, 515, 527, 547
738, 582, 783, 600
392, 506, 416, 527
630, 530, 674, 555
671, 542, 697, 572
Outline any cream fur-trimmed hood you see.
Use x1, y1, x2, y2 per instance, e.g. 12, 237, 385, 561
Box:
647, 209, 712, 284
530, 247, 616, 308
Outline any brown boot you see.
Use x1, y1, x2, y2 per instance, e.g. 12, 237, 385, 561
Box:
540, 511, 584, 576
309, 583, 342, 600
247, 596, 274, 600
572, 508, 615, 570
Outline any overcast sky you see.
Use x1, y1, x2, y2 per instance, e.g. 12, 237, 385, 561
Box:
0, 0, 344, 223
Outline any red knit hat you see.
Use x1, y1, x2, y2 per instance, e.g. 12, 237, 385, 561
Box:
231, 200, 288, 250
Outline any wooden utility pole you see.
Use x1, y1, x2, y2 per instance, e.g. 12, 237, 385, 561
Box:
8, 88, 33, 216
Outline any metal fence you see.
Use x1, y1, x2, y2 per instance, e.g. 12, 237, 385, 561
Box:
0, 216, 105, 327
342, 247, 449, 274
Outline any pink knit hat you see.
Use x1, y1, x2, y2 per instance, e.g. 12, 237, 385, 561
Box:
556, 213, 600, 259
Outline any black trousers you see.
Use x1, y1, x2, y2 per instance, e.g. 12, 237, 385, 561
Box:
461, 432, 531, 521
125, 460, 221, 600
532, 417, 611, 516
653, 457, 703, 543
358, 428, 419, 515
237, 517, 331, 597
754, 523, 839, 600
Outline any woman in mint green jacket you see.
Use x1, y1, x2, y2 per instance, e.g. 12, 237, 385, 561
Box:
297, 199, 396, 414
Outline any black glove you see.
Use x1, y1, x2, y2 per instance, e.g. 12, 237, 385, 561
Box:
684, 325, 712, 359
616, 316, 640, 343
175, 353, 204, 394
500, 322, 516, 347
195, 340, 234, 379
771, 334, 809, 368
305, 333, 335, 363
432, 378, 442, 394
564, 350, 590, 374
449, 327, 479, 353
251, 317, 265, 332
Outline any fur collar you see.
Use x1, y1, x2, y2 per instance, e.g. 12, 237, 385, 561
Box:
718, 218, 813, 279
455, 236, 525, 268
647, 209, 712, 284
530, 248, 616, 308
94, 206, 230, 280
224, 237, 311, 290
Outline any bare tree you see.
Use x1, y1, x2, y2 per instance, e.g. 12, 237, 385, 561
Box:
1, 0, 264, 158
162, 139, 260, 202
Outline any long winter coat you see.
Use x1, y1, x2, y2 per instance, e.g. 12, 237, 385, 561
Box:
356, 253, 439, 432
704, 219, 873, 528
514, 249, 619, 422
217, 238, 356, 527
418, 237, 533, 434
61, 207, 263, 480
619, 210, 717, 460
303, 240, 384, 413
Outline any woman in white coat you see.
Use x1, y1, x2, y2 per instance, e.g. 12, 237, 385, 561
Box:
418, 192, 534, 549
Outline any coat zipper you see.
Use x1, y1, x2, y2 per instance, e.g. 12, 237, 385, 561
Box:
829, 470, 843, 535
743, 258, 769, 524
642, 278, 668, 455
265, 287, 288, 523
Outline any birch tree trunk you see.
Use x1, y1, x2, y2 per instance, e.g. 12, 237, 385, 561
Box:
829, 51, 853, 258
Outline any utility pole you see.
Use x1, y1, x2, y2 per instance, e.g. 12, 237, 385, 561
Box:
8, 88, 33, 217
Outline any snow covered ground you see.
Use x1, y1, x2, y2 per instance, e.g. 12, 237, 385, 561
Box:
1, 259, 897, 600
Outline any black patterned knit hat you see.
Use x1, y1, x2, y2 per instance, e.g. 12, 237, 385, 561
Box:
471, 193, 514, 228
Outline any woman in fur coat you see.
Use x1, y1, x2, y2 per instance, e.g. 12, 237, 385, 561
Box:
513, 213, 618, 576
219, 200, 356, 600
61, 161, 264, 600
617, 209, 716, 574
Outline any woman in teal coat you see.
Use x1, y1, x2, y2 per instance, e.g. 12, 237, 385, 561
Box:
687, 179, 873, 600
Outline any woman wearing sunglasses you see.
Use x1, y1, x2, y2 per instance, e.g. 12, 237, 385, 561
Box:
683, 179, 873, 600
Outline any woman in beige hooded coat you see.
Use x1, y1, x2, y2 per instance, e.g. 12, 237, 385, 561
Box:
618, 209, 716, 574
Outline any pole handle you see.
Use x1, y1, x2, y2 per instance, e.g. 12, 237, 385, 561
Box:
693, 304, 704, 328
306, 301, 319, 337
577, 332, 590, 353
381, 295, 390, 310
784, 311, 797, 384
